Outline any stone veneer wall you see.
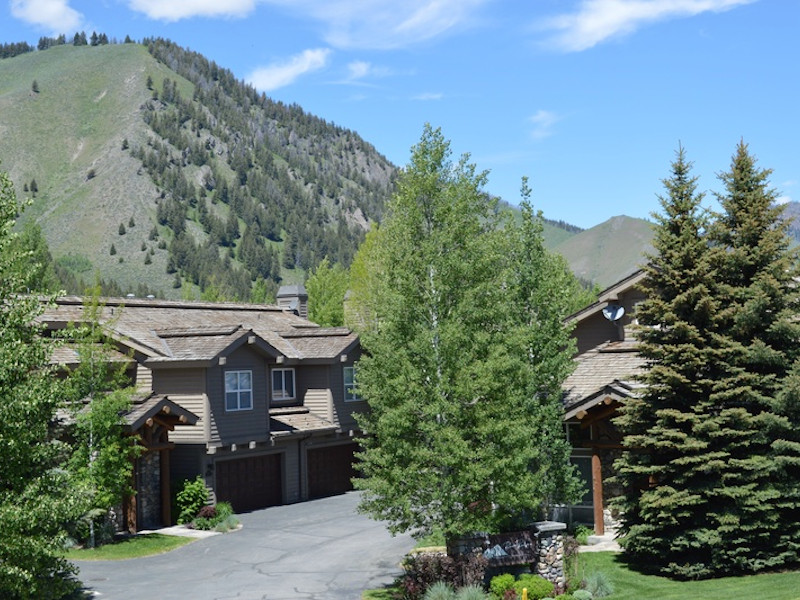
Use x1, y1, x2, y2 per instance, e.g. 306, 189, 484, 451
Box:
532, 521, 566, 594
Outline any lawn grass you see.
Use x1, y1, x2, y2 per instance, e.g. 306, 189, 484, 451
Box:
576, 552, 800, 600
65, 533, 194, 561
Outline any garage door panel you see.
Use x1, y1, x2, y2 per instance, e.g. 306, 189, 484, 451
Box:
216, 454, 282, 513
308, 443, 357, 499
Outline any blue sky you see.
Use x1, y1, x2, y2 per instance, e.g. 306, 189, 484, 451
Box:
2, 0, 798, 228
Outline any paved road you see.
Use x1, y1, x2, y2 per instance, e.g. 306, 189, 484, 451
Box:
73, 492, 415, 599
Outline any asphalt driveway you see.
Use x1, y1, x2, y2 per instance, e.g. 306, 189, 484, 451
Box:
73, 492, 415, 599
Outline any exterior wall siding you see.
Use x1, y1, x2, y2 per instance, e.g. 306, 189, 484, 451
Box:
168, 394, 208, 443
152, 367, 206, 395
304, 388, 333, 422
206, 345, 270, 446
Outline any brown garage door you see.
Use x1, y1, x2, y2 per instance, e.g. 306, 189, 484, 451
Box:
216, 454, 282, 513
308, 443, 358, 499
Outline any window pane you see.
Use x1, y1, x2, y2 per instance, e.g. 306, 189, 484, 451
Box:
240, 390, 252, 409
285, 370, 294, 398
239, 371, 251, 390
225, 371, 237, 391
272, 370, 282, 395
344, 367, 354, 386
225, 391, 238, 411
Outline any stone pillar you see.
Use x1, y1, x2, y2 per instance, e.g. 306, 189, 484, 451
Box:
532, 521, 567, 595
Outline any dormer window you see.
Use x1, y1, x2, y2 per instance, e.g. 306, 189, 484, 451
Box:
272, 368, 295, 401
225, 370, 253, 411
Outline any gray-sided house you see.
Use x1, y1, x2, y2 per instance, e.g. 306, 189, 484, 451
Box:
40, 287, 366, 530
560, 269, 647, 535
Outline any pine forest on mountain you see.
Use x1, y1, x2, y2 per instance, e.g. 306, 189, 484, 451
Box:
0, 34, 615, 303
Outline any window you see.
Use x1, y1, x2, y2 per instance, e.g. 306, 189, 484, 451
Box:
272, 368, 295, 401
343, 366, 361, 402
225, 370, 252, 411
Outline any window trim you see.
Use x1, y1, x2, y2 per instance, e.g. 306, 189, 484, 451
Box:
271, 367, 296, 401
343, 365, 361, 402
224, 369, 253, 412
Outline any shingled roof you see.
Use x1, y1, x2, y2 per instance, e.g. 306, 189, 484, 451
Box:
39, 296, 357, 365
562, 339, 646, 418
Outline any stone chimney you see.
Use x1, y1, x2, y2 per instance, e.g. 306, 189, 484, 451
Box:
277, 284, 308, 319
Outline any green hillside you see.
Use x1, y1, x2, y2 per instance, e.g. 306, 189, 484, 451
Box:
0, 40, 395, 299
1, 44, 178, 294
552, 215, 653, 287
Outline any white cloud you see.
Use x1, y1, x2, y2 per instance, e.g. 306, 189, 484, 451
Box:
127, 0, 256, 21
126, 0, 489, 48
538, 0, 755, 52
529, 110, 559, 140
10, 0, 82, 33
776, 195, 792, 205
264, 0, 490, 49
247, 48, 332, 91
412, 92, 444, 101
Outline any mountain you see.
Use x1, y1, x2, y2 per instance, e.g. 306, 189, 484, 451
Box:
1, 37, 647, 298
0, 39, 395, 299
552, 215, 653, 288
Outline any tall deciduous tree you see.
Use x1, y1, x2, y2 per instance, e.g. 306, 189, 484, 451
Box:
354, 126, 580, 538
305, 257, 348, 327
0, 166, 81, 598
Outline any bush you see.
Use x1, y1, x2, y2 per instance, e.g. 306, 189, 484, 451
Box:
424, 581, 455, 600
456, 585, 489, 599
175, 476, 208, 524
572, 590, 592, 600
582, 572, 612, 598
489, 574, 516, 599
573, 525, 594, 545
514, 574, 554, 600
401, 552, 488, 600
192, 501, 237, 531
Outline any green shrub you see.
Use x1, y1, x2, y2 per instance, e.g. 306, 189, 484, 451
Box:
175, 476, 208, 524
192, 501, 237, 531
514, 574, 554, 600
489, 574, 516, 599
573, 525, 594, 545
572, 590, 592, 600
424, 581, 456, 600
456, 585, 489, 599
582, 572, 612, 598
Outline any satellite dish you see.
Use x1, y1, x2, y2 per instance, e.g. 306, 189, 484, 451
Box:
602, 304, 625, 322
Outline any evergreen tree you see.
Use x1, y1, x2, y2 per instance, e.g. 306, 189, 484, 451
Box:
0, 166, 81, 597
703, 141, 800, 573
614, 147, 721, 577
354, 126, 580, 538
615, 144, 800, 578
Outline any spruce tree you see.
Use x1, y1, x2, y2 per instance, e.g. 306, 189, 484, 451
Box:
615, 144, 800, 578
702, 141, 800, 573
614, 147, 722, 578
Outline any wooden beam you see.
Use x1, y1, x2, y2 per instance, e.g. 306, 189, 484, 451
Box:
592, 450, 604, 536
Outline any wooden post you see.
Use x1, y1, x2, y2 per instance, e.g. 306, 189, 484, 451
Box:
592, 449, 604, 536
